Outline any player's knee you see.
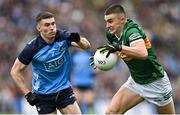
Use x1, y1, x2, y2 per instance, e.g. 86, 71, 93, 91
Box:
105, 108, 120, 114
106, 106, 126, 114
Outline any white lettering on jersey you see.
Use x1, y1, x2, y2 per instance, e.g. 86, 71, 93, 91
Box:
43, 56, 66, 72
129, 33, 142, 41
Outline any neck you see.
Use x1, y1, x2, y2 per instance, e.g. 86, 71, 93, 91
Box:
40, 34, 55, 44
115, 20, 126, 37
115, 27, 122, 38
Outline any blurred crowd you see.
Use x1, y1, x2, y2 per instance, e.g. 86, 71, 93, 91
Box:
0, 0, 180, 114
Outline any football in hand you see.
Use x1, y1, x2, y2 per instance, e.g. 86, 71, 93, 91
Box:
94, 49, 118, 71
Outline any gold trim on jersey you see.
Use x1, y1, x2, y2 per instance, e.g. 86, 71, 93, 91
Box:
116, 37, 151, 61
116, 51, 133, 61
144, 37, 152, 49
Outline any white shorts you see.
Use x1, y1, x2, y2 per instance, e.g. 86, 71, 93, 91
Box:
124, 72, 173, 106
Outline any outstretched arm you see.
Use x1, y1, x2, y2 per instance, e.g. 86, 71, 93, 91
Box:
67, 32, 91, 49
71, 36, 91, 49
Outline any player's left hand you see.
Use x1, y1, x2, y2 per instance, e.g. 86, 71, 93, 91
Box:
89, 56, 97, 69
99, 43, 122, 58
25, 92, 39, 106
68, 32, 80, 42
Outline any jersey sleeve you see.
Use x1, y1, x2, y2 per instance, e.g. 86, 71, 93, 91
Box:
58, 30, 71, 46
126, 28, 144, 45
18, 44, 34, 65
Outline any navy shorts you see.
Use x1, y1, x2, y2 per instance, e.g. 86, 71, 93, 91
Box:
35, 87, 76, 114
74, 85, 94, 91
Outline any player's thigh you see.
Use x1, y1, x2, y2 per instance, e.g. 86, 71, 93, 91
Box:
106, 85, 144, 114
157, 100, 175, 114
59, 101, 81, 114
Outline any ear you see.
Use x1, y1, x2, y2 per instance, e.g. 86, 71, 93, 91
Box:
36, 24, 41, 32
120, 16, 126, 24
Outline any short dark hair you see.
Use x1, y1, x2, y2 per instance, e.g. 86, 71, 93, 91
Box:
105, 4, 125, 15
36, 12, 55, 24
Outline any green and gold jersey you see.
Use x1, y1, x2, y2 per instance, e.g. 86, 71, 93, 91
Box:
105, 19, 164, 84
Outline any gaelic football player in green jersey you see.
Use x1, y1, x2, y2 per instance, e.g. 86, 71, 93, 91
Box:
91, 4, 175, 114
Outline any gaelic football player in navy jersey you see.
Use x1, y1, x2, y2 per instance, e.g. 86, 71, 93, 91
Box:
11, 12, 91, 114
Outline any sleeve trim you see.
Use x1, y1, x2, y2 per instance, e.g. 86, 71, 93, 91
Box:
130, 39, 143, 46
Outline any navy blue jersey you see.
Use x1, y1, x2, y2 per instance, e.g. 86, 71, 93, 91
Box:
18, 30, 72, 94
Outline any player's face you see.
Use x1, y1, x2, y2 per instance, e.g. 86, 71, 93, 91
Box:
104, 14, 125, 36
37, 17, 57, 41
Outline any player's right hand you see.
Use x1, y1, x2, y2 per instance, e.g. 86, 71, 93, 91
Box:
68, 32, 80, 42
98, 43, 122, 58
96, 45, 107, 52
25, 92, 39, 106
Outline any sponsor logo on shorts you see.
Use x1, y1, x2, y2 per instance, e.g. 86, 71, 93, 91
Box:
163, 91, 172, 101
37, 106, 41, 112
152, 91, 172, 102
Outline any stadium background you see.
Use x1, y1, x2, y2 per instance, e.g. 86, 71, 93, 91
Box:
0, 0, 180, 114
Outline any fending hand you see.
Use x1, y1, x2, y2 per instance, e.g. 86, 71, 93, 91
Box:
68, 32, 80, 42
